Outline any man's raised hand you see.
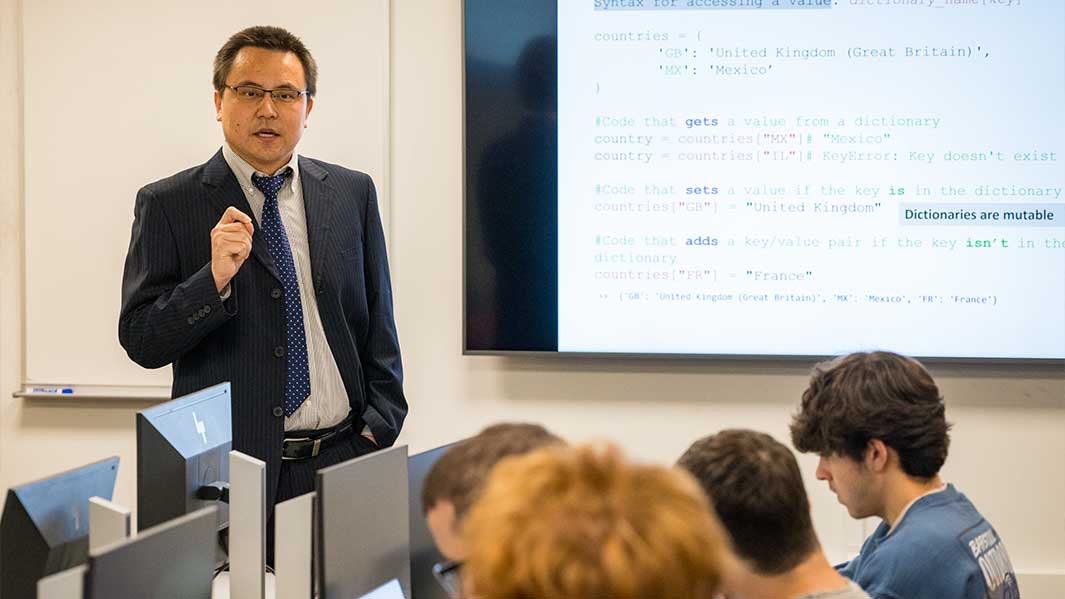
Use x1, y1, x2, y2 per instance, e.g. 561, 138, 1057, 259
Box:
211, 206, 255, 292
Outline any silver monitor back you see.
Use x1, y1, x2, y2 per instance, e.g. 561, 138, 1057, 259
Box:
86, 505, 218, 599
136, 382, 231, 531
317, 445, 411, 599
1, 456, 119, 599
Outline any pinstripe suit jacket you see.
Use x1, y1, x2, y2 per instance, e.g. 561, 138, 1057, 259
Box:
119, 149, 406, 506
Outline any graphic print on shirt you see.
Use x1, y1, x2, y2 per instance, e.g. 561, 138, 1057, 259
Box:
960, 525, 1020, 599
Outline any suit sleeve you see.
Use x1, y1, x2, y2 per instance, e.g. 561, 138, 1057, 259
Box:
358, 176, 407, 446
119, 186, 235, 369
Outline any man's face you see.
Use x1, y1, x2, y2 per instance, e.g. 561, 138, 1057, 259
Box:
425, 499, 466, 562
815, 453, 880, 519
214, 46, 313, 174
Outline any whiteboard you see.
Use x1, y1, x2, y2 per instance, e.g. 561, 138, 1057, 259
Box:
22, 0, 389, 395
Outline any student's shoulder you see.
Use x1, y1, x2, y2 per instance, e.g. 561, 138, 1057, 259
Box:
854, 527, 977, 599
897, 490, 989, 551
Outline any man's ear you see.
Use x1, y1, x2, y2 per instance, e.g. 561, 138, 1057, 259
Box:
214, 90, 223, 122
865, 439, 891, 472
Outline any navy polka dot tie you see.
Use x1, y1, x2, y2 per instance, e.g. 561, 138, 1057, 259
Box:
252, 169, 311, 417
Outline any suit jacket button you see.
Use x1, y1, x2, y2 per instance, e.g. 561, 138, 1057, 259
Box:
273, 406, 283, 417
271, 288, 282, 299
274, 346, 285, 358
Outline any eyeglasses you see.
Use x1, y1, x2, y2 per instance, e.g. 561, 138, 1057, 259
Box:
431, 560, 463, 599
225, 85, 309, 104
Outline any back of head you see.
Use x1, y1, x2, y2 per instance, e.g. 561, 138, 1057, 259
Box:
421, 422, 563, 519
678, 429, 818, 575
463, 443, 727, 599
790, 351, 950, 479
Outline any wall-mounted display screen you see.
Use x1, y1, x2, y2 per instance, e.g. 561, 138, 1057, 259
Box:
464, 0, 1064, 361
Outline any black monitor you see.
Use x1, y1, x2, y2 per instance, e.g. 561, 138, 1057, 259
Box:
0, 456, 119, 599
136, 382, 232, 532
85, 505, 218, 599
317, 445, 411, 599
408, 443, 456, 599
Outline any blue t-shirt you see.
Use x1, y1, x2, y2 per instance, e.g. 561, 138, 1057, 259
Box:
838, 484, 1019, 599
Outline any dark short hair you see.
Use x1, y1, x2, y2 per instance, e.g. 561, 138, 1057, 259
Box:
790, 351, 951, 478
421, 423, 563, 520
677, 429, 818, 575
213, 26, 318, 96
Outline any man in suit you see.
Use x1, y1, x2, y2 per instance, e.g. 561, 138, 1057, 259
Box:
119, 26, 406, 527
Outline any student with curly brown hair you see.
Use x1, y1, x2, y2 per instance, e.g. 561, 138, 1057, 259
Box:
462, 443, 728, 599
790, 351, 1018, 599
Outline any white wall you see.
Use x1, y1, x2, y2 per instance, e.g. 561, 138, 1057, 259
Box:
1, 0, 1063, 595
0, 0, 21, 490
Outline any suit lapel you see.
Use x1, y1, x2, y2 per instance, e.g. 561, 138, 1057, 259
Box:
201, 149, 281, 282
298, 156, 336, 293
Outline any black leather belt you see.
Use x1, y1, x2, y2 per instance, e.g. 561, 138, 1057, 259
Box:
281, 416, 357, 461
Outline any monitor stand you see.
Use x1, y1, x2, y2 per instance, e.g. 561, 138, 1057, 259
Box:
37, 564, 87, 599
88, 497, 130, 551
229, 450, 266, 599
275, 492, 314, 599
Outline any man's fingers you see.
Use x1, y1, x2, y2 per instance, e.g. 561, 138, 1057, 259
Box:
218, 206, 253, 226
216, 240, 252, 260
210, 211, 252, 290
214, 222, 254, 235
214, 237, 251, 253
214, 228, 253, 241
211, 208, 255, 283
214, 233, 252, 250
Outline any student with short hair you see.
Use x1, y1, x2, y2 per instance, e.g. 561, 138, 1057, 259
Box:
678, 429, 871, 599
420, 422, 563, 586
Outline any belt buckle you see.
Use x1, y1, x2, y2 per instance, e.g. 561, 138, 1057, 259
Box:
282, 436, 310, 461
312, 437, 322, 458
